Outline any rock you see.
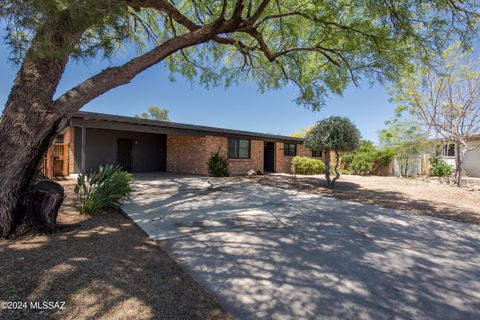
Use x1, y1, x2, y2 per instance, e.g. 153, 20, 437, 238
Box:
246, 169, 257, 177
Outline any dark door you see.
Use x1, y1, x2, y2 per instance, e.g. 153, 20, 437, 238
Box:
117, 138, 132, 172
264, 141, 275, 173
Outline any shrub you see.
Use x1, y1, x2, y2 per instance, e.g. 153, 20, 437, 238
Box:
375, 147, 396, 166
207, 152, 229, 177
429, 156, 452, 177
74, 164, 133, 215
344, 141, 377, 175
342, 141, 396, 175
291, 156, 325, 175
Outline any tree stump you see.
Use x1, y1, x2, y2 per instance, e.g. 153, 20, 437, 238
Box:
16, 180, 65, 235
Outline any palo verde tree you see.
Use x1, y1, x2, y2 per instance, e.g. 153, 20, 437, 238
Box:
379, 106, 431, 177
392, 43, 480, 186
0, 1, 478, 237
304, 116, 360, 188
135, 106, 170, 121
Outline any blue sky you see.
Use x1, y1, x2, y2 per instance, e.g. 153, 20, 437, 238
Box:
0, 42, 396, 143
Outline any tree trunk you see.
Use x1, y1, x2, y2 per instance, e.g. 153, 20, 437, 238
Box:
0, 5, 246, 238
324, 149, 332, 188
15, 180, 65, 236
0, 50, 72, 238
331, 151, 341, 188
455, 142, 464, 187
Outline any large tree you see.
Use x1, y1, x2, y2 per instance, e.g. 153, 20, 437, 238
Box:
392, 43, 480, 185
0, 1, 478, 237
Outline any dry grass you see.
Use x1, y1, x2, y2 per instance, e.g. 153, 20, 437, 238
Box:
0, 180, 232, 320
245, 174, 480, 225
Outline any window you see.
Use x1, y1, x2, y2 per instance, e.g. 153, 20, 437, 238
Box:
312, 149, 322, 157
443, 144, 455, 157
284, 143, 297, 156
228, 138, 250, 159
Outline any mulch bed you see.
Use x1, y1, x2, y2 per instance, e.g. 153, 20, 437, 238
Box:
0, 181, 232, 320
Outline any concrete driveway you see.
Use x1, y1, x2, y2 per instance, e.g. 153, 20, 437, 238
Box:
122, 173, 480, 320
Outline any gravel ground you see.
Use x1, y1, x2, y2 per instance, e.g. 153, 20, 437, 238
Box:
246, 174, 480, 225
0, 180, 232, 320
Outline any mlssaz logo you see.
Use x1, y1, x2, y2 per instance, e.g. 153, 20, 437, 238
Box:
29, 301, 66, 310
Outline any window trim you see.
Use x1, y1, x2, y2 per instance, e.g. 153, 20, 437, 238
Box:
228, 138, 251, 159
283, 143, 297, 157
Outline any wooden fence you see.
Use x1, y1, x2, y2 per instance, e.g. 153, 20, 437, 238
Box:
41, 143, 70, 178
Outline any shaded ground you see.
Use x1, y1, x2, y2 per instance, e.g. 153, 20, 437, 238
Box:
0, 180, 232, 320
124, 173, 480, 320
246, 174, 480, 225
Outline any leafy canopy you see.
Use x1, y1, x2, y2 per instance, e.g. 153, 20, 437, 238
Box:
1, 0, 479, 109
391, 42, 480, 141
304, 116, 361, 152
379, 106, 432, 176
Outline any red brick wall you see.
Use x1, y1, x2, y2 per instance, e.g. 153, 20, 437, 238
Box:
274, 142, 314, 173
167, 135, 208, 175
205, 136, 264, 175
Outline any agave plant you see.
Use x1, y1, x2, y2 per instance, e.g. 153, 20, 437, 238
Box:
74, 164, 133, 215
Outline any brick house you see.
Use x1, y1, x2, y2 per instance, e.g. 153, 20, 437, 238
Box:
43, 111, 321, 177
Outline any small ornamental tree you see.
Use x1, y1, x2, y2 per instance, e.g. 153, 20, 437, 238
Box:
304, 117, 360, 188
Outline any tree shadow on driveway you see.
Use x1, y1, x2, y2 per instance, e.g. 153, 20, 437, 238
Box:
252, 174, 480, 225
124, 173, 480, 320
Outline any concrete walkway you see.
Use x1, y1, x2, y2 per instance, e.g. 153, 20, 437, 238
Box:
122, 173, 480, 320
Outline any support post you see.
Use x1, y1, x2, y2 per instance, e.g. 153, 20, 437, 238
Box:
81, 126, 86, 173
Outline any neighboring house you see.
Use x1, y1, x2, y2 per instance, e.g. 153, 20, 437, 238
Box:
393, 136, 480, 177
43, 111, 321, 177
436, 136, 480, 177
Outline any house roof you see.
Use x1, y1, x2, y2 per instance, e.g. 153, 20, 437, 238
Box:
71, 111, 304, 144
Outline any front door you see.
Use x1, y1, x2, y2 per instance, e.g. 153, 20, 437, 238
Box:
117, 138, 132, 172
264, 141, 275, 173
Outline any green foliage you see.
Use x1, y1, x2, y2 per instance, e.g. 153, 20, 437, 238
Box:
429, 156, 453, 177
342, 141, 396, 175
207, 152, 229, 177
304, 116, 361, 153
379, 108, 431, 177
1, 1, 478, 108
304, 116, 360, 187
375, 147, 396, 166
135, 107, 170, 121
256, 170, 263, 176
291, 156, 325, 175
342, 141, 377, 175
391, 42, 480, 185
74, 164, 133, 215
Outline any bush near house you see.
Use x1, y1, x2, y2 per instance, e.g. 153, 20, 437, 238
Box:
75, 164, 133, 215
342, 141, 395, 175
291, 156, 325, 175
207, 152, 230, 177
429, 156, 453, 177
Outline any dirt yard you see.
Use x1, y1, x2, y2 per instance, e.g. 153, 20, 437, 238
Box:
247, 174, 480, 225
0, 180, 232, 320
